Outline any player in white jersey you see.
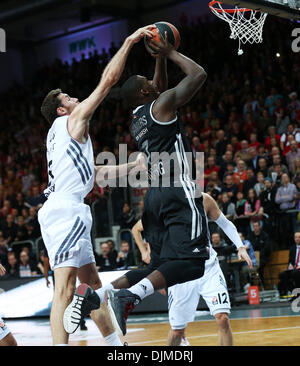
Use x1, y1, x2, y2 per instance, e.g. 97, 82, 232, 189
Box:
38, 25, 156, 346
131, 193, 252, 346
0, 262, 17, 346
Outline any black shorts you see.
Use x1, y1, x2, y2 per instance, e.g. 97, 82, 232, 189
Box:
142, 185, 210, 261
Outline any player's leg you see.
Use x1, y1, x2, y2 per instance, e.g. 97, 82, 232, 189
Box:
0, 318, 17, 346
214, 312, 233, 346
167, 281, 198, 346
77, 262, 123, 346
0, 333, 18, 346
200, 259, 232, 346
51, 266, 77, 345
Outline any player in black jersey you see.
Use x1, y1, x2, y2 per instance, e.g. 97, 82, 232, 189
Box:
63, 32, 209, 336
103, 33, 210, 336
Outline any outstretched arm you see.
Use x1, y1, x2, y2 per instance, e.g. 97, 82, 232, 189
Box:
68, 25, 156, 141
203, 193, 253, 268
149, 33, 207, 122
95, 152, 146, 185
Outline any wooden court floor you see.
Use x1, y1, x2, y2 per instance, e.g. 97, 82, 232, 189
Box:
72, 316, 300, 346
8, 313, 300, 346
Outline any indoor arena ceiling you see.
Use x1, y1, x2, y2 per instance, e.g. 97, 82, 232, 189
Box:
0, 0, 188, 44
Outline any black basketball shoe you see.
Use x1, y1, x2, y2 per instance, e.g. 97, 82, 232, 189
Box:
105, 289, 141, 336
63, 283, 100, 334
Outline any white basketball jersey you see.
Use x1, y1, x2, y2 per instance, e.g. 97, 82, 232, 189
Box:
44, 116, 94, 199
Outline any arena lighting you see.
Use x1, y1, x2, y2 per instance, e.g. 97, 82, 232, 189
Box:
276, 52, 281, 56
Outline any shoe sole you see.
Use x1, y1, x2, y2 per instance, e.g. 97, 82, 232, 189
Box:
105, 290, 124, 336
63, 283, 89, 334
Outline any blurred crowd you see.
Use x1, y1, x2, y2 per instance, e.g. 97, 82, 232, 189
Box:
1, 13, 300, 291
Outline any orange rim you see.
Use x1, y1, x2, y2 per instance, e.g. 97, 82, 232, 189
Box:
209, 0, 252, 13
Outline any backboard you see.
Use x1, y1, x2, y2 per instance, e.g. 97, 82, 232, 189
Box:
221, 0, 300, 19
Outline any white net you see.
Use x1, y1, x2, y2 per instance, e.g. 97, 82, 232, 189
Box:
209, 1, 268, 55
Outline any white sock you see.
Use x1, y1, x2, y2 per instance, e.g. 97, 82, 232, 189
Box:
104, 331, 123, 346
54, 344, 69, 346
129, 278, 154, 300
95, 283, 114, 304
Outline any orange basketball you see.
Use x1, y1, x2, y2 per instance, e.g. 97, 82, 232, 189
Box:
144, 21, 181, 54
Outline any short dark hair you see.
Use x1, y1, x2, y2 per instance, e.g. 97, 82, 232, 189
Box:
121, 75, 143, 109
41, 88, 62, 124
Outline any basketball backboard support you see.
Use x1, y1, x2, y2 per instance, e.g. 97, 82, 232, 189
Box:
221, 0, 300, 19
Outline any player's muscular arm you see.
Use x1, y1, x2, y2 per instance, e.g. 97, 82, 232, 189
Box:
95, 152, 146, 184
152, 57, 168, 93
68, 25, 156, 142
149, 34, 207, 121
132, 220, 151, 264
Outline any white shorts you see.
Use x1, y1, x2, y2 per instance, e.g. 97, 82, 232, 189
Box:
38, 193, 95, 270
0, 317, 10, 341
168, 258, 231, 329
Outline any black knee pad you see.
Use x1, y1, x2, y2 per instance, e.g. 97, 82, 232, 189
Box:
157, 258, 205, 288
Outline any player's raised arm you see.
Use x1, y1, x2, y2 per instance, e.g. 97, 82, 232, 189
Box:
148, 33, 207, 122
68, 25, 156, 141
151, 56, 168, 93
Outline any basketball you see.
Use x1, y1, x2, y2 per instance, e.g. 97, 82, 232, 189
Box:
144, 21, 180, 54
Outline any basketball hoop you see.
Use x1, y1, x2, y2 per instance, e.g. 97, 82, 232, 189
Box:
209, 1, 268, 55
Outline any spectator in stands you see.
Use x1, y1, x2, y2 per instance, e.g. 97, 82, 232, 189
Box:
293, 158, 300, 179
120, 202, 137, 229
106, 239, 118, 262
222, 175, 238, 201
233, 160, 247, 192
278, 231, 300, 297
14, 216, 28, 242
248, 221, 272, 285
25, 186, 42, 208
244, 188, 263, 231
242, 168, 257, 196
257, 157, 269, 178
18, 249, 38, 277
265, 126, 281, 151
95, 242, 117, 272
238, 232, 258, 292
247, 147, 260, 172
5, 251, 19, 278
219, 150, 234, 180
215, 130, 227, 157
275, 173, 297, 247
219, 192, 236, 221
14, 193, 28, 215
268, 154, 289, 177
286, 140, 300, 173
288, 92, 300, 122
254, 171, 266, 197
234, 192, 248, 236
204, 156, 220, 185
259, 177, 277, 237
0, 230, 8, 267
116, 240, 135, 269
2, 214, 18, 244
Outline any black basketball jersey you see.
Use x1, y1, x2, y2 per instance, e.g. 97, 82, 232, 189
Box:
131, 100, 196, 185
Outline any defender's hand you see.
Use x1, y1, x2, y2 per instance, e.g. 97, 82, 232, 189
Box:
128, 25, 156, 44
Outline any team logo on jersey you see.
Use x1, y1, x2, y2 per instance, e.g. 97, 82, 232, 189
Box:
0, 320, 5, 328
132, 115, 148, 135
212, 296, 218, 305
